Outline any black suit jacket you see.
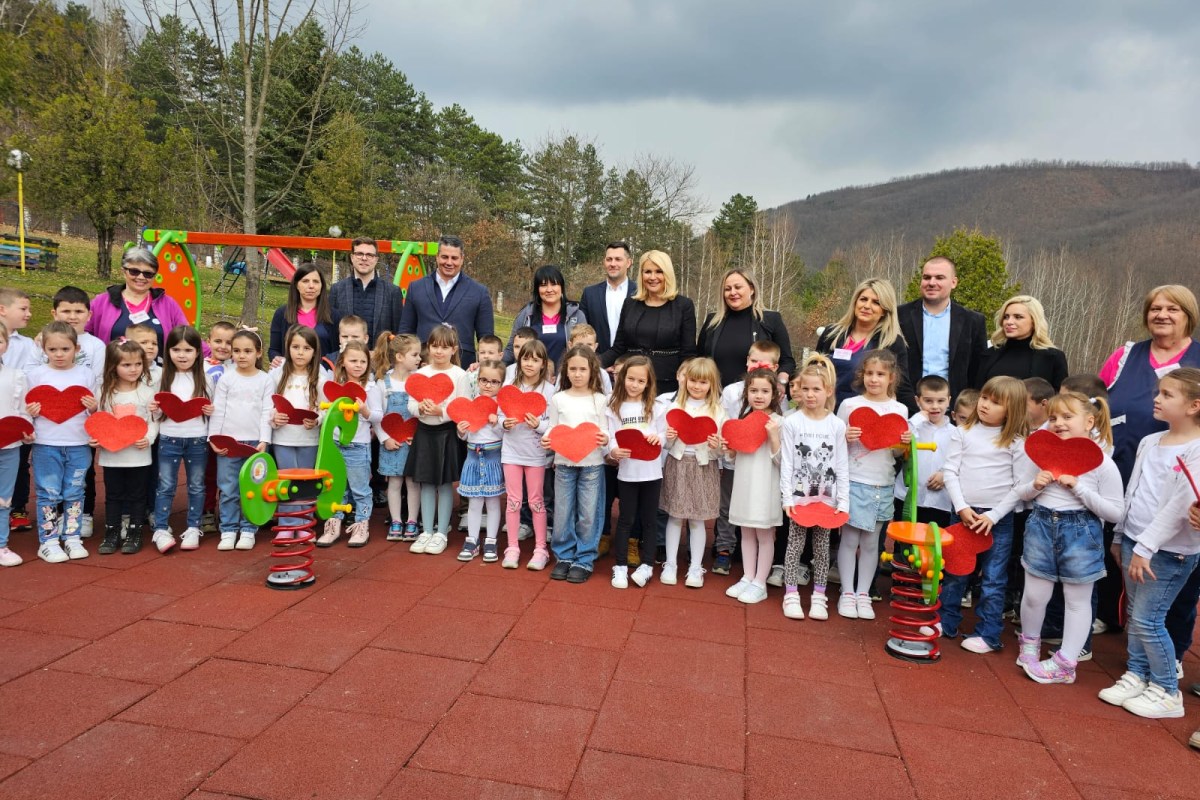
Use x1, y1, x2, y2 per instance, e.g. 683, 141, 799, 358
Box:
579, 279, 635, 353
897, 299, 988, 402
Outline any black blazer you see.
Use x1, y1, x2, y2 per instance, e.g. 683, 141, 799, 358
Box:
897, 299, 988, 402
600, 296, 697, 393
579, 279, 635, 353
697, 309, 797, 386
397, 273, 495, 366
815, 326, 915, 413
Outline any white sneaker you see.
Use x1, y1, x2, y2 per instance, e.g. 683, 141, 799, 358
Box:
1099, 672, 1148, 706
739, 583, 768, 604
1178, 660, 1185, 681
726, 577, 752, 598
766, 565, 784, 587
1092, 618, 1108, 635
782, 593, 805, 619
856, 593, 875, 620
630, 564, 653, 587
152, 529, 176, 553
685, 566, 705, 588
960, 636, 996, 654
81, 514, 94, 538
409, 532, 432, 553
809, 593, 829, 620
235, 532, 255, 550
796, 563, 811, 586
660, 562, 678, 585
180, 528, 202, 550
611, 565, 629, 589
217, 532, 237, 551
828, 565, 841, 586
0, 547, 23, 567
38, 541, 69, 563
63, 537, 88, 560
517, 523, 533, 541
837, 592, 858, 618
425, 532, 448, 554
1122, 683, 1185, 719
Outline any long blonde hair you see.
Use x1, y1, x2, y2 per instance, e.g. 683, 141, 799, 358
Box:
793, 353, 837, 411
674, 357, 722, 417
708, 268, 765, 327
827, 278, 903, 348
990, 295, 1057, 349
965, 376, 1028, 449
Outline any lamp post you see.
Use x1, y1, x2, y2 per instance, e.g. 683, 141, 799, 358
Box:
6, 149, 29, 274
328, 225, 342, 282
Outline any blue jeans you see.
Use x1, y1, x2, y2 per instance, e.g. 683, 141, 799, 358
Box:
552, 464, 604, 571
31, 444, 91, 543
335, 443, 371, 523
1121, 536, 1200, 693
939, 509, 1014, 649
216, 443, 257, 534
273, 444, 318, 526
154, 435, 208, 530
0, 447, 19, 548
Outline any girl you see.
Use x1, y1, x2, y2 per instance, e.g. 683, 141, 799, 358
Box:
605, 355, 667, 589
0, 322, 32, 567
940, 375, 1028, 651
1015, 391, 1123, 684
660, 357, 726, 588
270, 325, 327, 536
26, 322, 98, 562
151, 325, 213, 552
318, 341, 379, 547
456, 361, 506, 562
724, 368, 786, 604
778, 356, 848, 619
94, 340, 158, 555
1100, 369, 1200, 716
835, 349, 911, 619
209, 329, 273, 551
500, 339, 555, 570
542, 345, 609, 583
372, 333, 422, 542
405, 325, 469, 556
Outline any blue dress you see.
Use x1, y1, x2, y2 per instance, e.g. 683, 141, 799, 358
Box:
378, 373, 412, 476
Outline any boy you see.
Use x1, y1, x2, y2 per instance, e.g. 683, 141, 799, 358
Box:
468, 334, 505, 397
338, 315, 369, 349
0, 289, 36, 531
568, 324, 610, 392
1023, 377, 1054, 430
126, 323, 162, 384
893, 375, 954, 528
505, 326, 538, 384
201, 321, 238, 532
51, 286, 105, 381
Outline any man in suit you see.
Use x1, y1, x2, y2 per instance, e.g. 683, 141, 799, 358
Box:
579, 240, 636, 354
328, 237, 403, 344
398, 234, 494, 366
897, 256, 988, 407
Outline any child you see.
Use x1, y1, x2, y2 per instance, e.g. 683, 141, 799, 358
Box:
568, 324, 610, 392
126, 323, 162, 384
660, 357, 726, 588
723, 367, 785, 604
94, 340, 159, 554
951, 389, 978, 426
406, 324, 469, 555
1024, 377, 1054, 430
500, 339, 555, 569
0, 289, 37, 532
605, 355, 666, 588
505, 327, 537, 384
151, 325, 213, 552
456, 360, 506, 561
894, 375, 955, 528
1100, 368, 1200, 717
270, 325, 327, 536
940, 376, 1028, 651
206, 321, 236, 382
339, 315, 369, 349
372, 333, 422, 541
468, 335, 505, 397
836, 349, 911, 619
209, 329, 273, 550
779, 355, 849, 619
0, 322, 32, 566
542, 345, 609, 582
318, 341, 378, 546
1016, 391, 1123, 683
25, 322, 98, 562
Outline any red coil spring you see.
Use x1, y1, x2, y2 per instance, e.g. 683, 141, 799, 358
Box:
887, 564, 943, 659
267, 499, 316, 588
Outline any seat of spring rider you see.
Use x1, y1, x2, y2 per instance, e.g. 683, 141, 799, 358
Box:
886, 521, 954, 548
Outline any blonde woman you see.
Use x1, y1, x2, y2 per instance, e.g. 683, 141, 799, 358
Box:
976, 295, 1068, 390
814, 278, 912, 409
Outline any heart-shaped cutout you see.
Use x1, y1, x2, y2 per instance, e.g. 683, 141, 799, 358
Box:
848, 407, 908, 450
723, 410, 770, 454
85, 411, 148, 452
666, 408, 718, 446
155, 392, 208, 422
614, 428, 662, 461
787, 503, 850, 530
940, 522, 993, 576
380, 413, 418, 445
323, 381, 368, 404
272, 394, 318, 425
406, 373, 454, 405
26, 385, 93, 424
0, 416, 33, 448
447, 396, 498, 432
548, 423, 602, 463
497, 385, 548, 421
209, 435, 259, 458
1024, 429, 1104, 478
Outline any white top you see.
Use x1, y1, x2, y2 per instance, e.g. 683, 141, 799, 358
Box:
0, 364, 30, 450
499, 380, 555, 467
1014, 448, 1124, 523
893, 412, 954, 511
27, 364, 96, 446
837, 395, 909, 487
5, 332, 40, 372
97, 384, 158, 468
209, 370, 274, 444
372, 371, 411, 447
69, 332, 106, 381
406, 365, 470, 424
729, 411, 784, 528
461, 391, 504, 445
665, 398, 727, 465
268, 367, 327, 447
1119, 433, 1200, 558
344, 380, 378, 445
779, 410, 849, 513
606, 279, 629, 346
605, 398, 668, 482
942, 423, 1023, 521
156, 372, 213, 438
548, 390, 608, 467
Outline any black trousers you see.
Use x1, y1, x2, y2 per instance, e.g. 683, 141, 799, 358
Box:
103, 465, 152, 531
614, 478, 661, 567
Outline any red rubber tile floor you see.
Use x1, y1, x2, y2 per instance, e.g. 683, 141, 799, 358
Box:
3, 511, 1200, 799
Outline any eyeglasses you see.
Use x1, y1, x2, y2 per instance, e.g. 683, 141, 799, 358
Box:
124, 267, 156, 279
478, 378, 503, 386
352, 251, 378, 259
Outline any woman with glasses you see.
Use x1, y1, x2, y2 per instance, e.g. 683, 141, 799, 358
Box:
86, 248, 195, 352
268, 262, 341, 367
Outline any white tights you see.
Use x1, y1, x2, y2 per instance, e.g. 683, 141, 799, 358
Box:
837, 523, 883, 596
466, 496, 502, 542
741, 527, 775, 587
665, 516, 707, 569
386, 475, 420, 523
1021, 573, 1093, 661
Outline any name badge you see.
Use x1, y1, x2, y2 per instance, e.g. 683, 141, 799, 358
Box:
832, 348, 852, 361
1111, 415, 1126, 426
129, 311, 150, 324
542, 324, 558, 335
1154, 364, 1180, 379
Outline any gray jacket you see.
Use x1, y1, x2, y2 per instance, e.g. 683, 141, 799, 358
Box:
503, 301, 587, 363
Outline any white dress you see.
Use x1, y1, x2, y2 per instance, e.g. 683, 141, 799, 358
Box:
728, 412, 783, 528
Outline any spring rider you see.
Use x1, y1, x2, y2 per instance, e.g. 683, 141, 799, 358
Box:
239, 397, 358, 590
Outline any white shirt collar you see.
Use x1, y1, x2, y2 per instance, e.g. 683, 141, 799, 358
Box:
436, 271, 462, 296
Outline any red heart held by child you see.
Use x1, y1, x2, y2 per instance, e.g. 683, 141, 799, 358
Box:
722, 410, 770, 454
380, 413, 418, 444
323, 381, 368, 404
272, 394, 318, 425
496, 385, 547, 421
614, 428, 662, 461
26, 385, 92, 424
787, 503, 850, 530
209, 435, 259, 458
1024, 428, 1103, 478
0, 416, 33, 448
666, 408, 718, 446
406, 373, 454, 405
85, 411, 148, 452
447, 396, 498, 432
548, 423, 602, 463
848, 407, 908, 450
940, 522, 994, 576
155, 392, 208, 423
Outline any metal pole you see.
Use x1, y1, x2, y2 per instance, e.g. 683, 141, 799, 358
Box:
16, 171, 26, 274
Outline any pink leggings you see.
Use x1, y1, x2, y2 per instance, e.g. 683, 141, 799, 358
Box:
503, 463, 547, 551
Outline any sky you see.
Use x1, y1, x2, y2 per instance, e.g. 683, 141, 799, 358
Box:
356, 1, 1199, 222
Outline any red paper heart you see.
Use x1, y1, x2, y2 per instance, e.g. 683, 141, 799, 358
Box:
787, 503, 850, 530
548, 423, 602, 463
0, 416, 34, 447
723, 410, 770, 454
155, 392, 208, 423
323, 381, 368, 404
406, 373, 454, 404
272, 394, 318, 425
209, 435, 259, 458
614, 428, 662, 461
848, 407, 908, 450
940, 522, 993, 577
26, 385, 92, 424
1024, 429, 1104, 478
496, 385, 548, 421
666, 408, 718, 445
85, 411, 148, 452
380, 413, 417, 445
447, 395, 498, 432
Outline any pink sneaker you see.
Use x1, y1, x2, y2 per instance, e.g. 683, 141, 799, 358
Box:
527, 547, 549, 571
1015, 632, 1041, 669
0, 547, 22, 567
1023, 650, 1077, 684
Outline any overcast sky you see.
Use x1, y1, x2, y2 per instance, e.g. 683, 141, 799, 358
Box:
356, 1, 1198, 222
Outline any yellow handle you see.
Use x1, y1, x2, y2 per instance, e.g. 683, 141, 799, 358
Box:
330, 502, 353, 514
915, 442, 937, 452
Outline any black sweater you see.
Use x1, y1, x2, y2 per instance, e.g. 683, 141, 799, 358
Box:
976, 336, 1069, 389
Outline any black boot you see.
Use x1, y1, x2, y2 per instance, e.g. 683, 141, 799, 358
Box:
121, 524, 143, 554
98, 522, 121, 555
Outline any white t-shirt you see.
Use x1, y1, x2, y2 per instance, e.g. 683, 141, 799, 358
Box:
26, 364, 96, 446
779, 409, 849, 512
606, 398, 667, 482
837, 395, 908, 487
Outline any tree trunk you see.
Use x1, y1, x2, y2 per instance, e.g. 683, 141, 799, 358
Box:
96, 227, 113, 279
238, 93, 260, 326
